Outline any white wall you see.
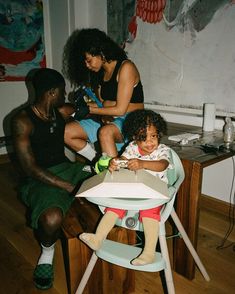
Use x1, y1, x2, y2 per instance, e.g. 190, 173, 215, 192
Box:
1, 82, 28, 139
45, 0, 74, 72
0, 0, 234, 204
126, 4, 235, 115
203, 158, 235, 203
74, 0, 107, 31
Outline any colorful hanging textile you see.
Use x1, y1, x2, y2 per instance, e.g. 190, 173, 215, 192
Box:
136, 0, 166, 24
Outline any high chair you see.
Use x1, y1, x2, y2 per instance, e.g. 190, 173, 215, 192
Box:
75, 149, 210, 294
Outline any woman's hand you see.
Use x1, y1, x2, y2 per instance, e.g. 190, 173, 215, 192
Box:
87, 101, 98, 108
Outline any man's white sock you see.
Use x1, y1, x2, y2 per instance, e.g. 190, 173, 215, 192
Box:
78, 143, 96, 161
37, 243, 55, 265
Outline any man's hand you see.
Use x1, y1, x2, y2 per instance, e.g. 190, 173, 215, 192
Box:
74, 89, 90, 120
101, 115, 114, 125
58, 103, 76, 121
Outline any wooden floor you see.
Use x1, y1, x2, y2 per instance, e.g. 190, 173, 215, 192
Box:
0, 160, 234, 294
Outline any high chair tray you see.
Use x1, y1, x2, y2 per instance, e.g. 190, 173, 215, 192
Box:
76, 169, 169, 200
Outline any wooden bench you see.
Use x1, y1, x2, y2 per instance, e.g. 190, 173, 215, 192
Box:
61, 197, 136, 294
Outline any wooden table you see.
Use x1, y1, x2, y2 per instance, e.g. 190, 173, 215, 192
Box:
162, 122, 235, 280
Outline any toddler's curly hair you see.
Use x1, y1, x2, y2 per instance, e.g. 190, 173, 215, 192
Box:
123, 109, 167, 142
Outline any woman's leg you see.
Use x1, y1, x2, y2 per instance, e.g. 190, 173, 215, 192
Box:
64, 121, 88, 151
64, 121, 96, 161
98, 124, 123, 157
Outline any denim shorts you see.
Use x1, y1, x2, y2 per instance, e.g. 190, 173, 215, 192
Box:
78, 114, 128, 151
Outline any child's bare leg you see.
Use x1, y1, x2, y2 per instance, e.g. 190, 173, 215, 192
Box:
131, 217, 159, 266
79, 211, 118, 250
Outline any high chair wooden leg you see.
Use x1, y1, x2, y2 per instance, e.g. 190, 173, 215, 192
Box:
171, 209, 210, 281
75, 253, 98, 294
159, 234, 175, 294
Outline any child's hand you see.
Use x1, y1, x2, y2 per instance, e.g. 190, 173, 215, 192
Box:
108, 158, 119, 172
127, 159, 144, 171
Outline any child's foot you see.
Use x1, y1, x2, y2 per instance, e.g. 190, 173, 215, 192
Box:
79, 233, 102, 251
131, 252, 155, 266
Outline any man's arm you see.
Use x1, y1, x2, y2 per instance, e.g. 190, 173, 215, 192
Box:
58, 102, 76, 121
11, 111, 75, 193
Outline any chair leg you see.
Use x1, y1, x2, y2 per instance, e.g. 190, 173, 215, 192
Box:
75, 252, 98, 294
171, 209, 210, 281
159, 235, 175, 294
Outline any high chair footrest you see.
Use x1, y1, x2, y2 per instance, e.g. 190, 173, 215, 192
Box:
96, 239, 165, 272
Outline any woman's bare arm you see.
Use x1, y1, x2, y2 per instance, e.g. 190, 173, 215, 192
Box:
89, 61, 140, 116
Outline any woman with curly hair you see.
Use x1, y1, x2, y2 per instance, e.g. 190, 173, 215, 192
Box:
79, 109, 173, 266
62, 28, 144, 161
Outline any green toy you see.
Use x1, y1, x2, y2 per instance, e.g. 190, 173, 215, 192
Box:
95, 153, 112, 174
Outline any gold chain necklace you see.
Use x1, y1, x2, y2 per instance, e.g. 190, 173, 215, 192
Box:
32, 106, 57, 133
33, 105, 51, 120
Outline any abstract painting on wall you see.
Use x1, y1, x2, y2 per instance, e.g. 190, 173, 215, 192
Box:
0, 0, 46, 82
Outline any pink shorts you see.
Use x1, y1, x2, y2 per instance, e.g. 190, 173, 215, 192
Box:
104, 206, 162, 222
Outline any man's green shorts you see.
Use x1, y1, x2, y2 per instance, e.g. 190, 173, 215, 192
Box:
20, 161, 91, 229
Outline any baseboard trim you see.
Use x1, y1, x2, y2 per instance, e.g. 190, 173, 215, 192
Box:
201, 194, 234, 218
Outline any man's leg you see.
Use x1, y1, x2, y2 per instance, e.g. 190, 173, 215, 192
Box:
34, 207, 63, 290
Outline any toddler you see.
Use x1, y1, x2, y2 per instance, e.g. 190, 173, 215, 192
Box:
80, 109, 173, 266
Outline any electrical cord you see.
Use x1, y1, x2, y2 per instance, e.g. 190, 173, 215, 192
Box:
217, 156, 235, 250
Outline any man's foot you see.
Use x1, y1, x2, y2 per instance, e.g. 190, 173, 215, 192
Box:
33, 264, 54, 290
79, 233, 102, 250
131, 252, 155, 266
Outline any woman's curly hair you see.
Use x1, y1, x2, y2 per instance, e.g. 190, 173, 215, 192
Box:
123, 109, 167, 142
62, 28, 127, 89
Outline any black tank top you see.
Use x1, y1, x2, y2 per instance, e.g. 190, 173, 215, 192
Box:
100, 60, 144, 103
25, 106, 67, 168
